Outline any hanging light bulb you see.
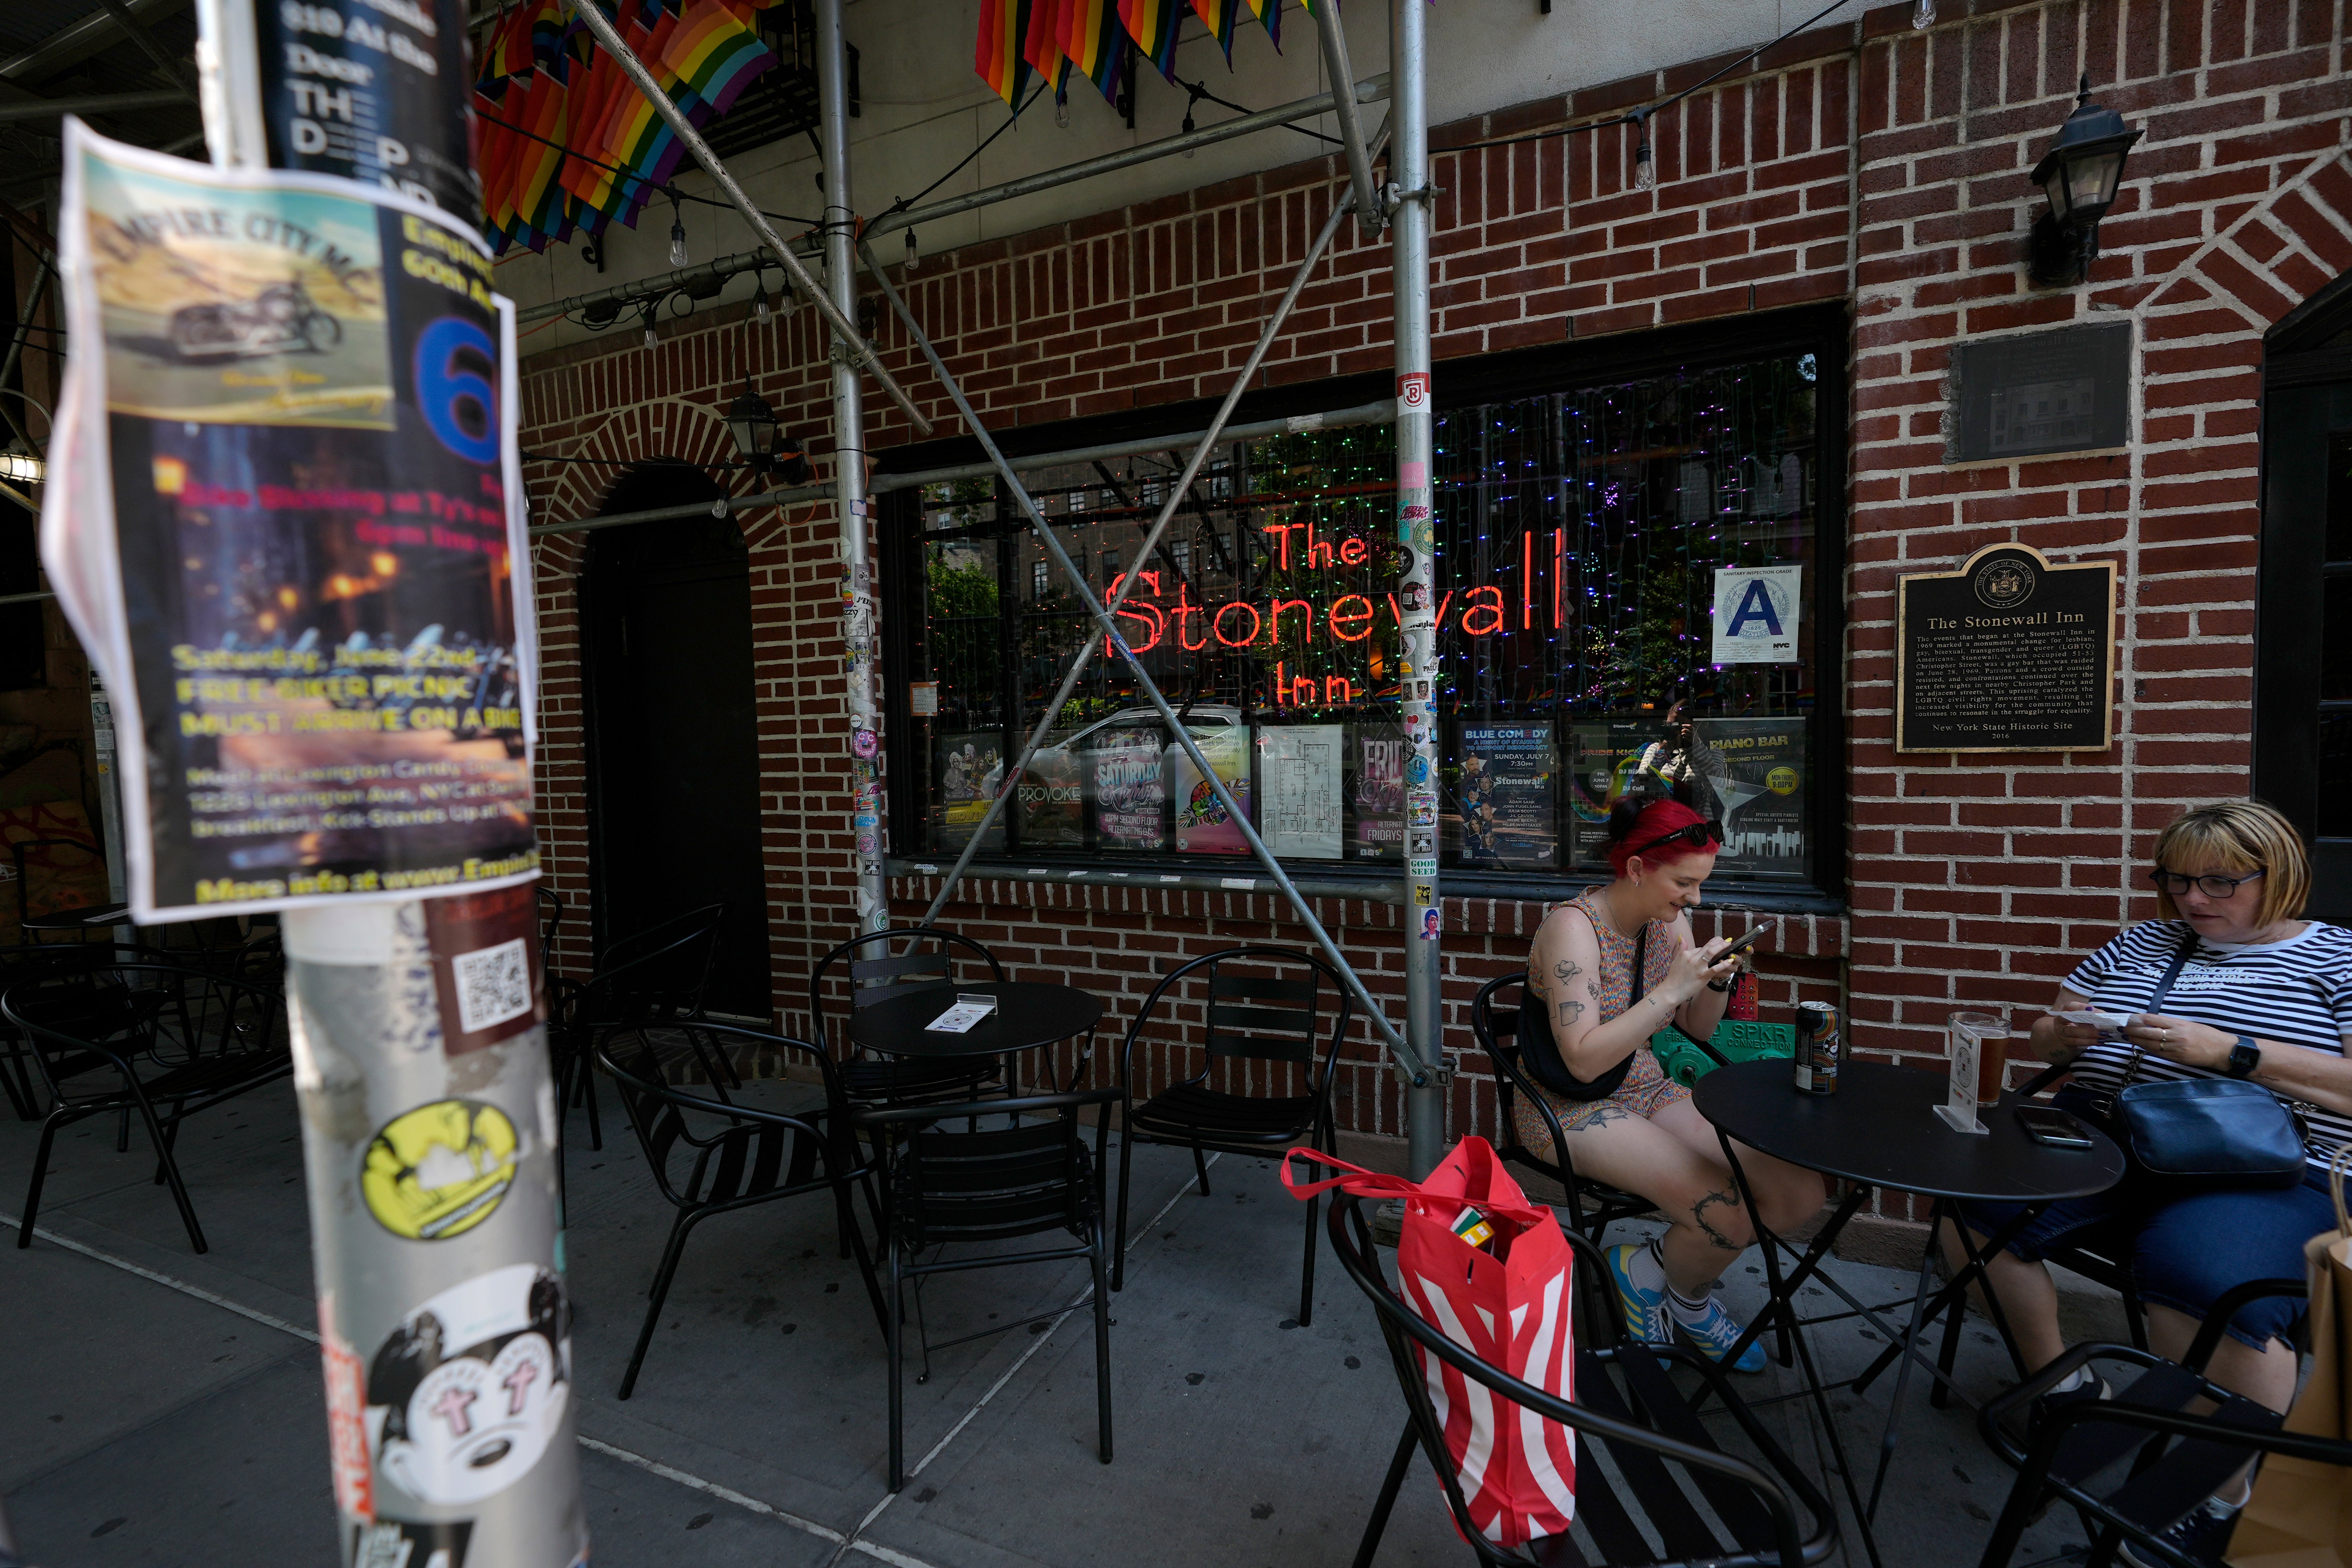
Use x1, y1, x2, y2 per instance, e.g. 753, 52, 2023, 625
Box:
668, 194, 689, 268
1181, 90, 1199, 158
1054, 93, 1070, 130
641, 302, 659, 349
753, 274, 772, 326
1632, 118, 1655, 192
1912, 0, 1935, 25
905, 229, 919, 274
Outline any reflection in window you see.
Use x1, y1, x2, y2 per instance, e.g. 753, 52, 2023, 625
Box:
898, 352, 1825, 885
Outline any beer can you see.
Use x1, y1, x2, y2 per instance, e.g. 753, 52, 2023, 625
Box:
1793, 1001, 1842, 1095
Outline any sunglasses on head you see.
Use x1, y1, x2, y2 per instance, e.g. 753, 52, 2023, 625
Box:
1626, 819, 1723, 859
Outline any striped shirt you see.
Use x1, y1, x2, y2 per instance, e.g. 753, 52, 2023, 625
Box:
2063, 918, 2352, 1169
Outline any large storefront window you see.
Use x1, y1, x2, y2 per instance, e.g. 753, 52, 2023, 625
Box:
891, 335, 1839, 895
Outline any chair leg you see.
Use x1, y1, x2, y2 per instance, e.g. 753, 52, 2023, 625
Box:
0, 1045, 36, 1121
1190, 1138, 1212, 1197
1931, 1290, 1967, 1411
579, 1059, 603, 1152
617, 1209, 698, 1400
839, 1178, 890, 1346
16, 1111, 63, 1247
1111, 1124, 1137, 1294
2119, 1274, 2149, 1351
1352, 1422, 1418, 1568
130, 1091, 207, 1253
1298, 1188, 1319, 1329
1091, 1210, 1113, 1465
887, 1241, 907, 1492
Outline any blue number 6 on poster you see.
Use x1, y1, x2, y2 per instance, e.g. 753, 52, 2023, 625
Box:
416, 316, 500, 465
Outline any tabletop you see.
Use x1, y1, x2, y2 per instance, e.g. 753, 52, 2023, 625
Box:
847, 980, 1104, 1060
1693, 1059, 2124, 1203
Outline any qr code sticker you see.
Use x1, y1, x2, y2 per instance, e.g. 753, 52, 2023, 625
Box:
452, 937, 533, 1034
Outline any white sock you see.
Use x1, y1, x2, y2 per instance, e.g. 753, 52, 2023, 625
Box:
1665, 1279, 1715, 1327
1624, 1238, 1667, 1295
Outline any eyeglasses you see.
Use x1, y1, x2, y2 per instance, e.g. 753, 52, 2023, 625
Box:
2146, 868, 2265, 899
1626, 820, 1724, 859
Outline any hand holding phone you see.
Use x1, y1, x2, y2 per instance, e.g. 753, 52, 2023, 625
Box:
1718, 916, 1782, 962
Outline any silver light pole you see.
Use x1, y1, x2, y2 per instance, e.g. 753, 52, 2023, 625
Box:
1391, 0, 1445, 1179
818, 0, 888, 938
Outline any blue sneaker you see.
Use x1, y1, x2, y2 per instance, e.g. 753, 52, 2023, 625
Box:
1605, 1243, 1671, 1345
1671, 1292, 1769, 1374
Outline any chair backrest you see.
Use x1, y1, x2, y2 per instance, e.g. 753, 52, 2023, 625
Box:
808, 927, 1005, 1047
571, 909, 724, 1028
2, 961, 287, 1099
1324, 1190, 1821, 1568
866, 1088, 1119, 1250
11, 836, 103, 929
535, 885, 565, 951
598, 1023, 842, 1211
1121, 946, 1351, 1088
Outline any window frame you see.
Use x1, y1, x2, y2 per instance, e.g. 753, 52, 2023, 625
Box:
878, 304, 1850, 911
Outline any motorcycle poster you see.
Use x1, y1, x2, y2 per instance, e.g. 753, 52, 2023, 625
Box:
43, 122, 537, 921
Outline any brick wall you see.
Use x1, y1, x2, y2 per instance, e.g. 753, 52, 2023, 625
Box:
515, 0, 2352, 1178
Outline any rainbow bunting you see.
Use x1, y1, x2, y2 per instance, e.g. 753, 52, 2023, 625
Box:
1023, 0, 1073, 107
1058, 0, 1127, 103
1117, 0, 1183, 82
1241, 0, 1280, 47
1189, 0, 1241, 63
976, 0, 1031, 109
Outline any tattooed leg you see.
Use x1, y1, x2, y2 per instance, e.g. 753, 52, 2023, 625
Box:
1689, 1187, 1749, 1252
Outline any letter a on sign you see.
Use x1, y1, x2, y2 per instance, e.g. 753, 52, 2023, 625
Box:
1711, 564, 1802, 664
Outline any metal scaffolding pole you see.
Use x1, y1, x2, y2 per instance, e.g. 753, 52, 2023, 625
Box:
1390, 0, 1445, 1179
858, 219, 1425, 1087
884, 119, 1386, 930
819, 0, 888, 938
1311, 8, 1381, 236
566, 0, 933, 438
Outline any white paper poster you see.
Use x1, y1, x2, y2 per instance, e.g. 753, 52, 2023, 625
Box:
1711, 564, 1803, 665
1260, 725, 1343, 860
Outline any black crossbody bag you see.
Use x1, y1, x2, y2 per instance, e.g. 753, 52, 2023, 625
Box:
2085, 929, 2308, 1189
1522, 919, 1669, 1102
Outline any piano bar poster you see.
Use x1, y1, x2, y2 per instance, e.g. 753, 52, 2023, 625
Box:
42, 122, 537, 921
1455, 724, 1558, 870
1694, 718, 1806, 876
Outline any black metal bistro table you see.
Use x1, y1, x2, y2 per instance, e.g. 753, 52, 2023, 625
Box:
847, 980, 1105, 1091
20, 902, 132, 940
1693, 1059, 2126, 1565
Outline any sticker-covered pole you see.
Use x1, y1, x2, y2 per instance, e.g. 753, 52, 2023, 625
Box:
187, 1, 589, 1562
1390, 0, 1446, 1179
819, 0, 888, 937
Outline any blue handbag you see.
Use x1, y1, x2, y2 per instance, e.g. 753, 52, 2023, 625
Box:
2091, 932, 2309, 1190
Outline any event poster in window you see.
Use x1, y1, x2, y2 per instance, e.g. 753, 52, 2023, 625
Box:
1016, 731, 1085, 849
1348, 724, 1403, 860
1170, 723, 1250, 855
1566, 723, 1621, 868
933, 731, 1005, 854
1259, 724, 1344, 860
1088, 724, 1166, 851
1455, 724, 1558, 870
1696, 718, 1805, 876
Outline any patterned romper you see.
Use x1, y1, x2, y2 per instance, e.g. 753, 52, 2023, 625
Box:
1512, 887, 1694, 1156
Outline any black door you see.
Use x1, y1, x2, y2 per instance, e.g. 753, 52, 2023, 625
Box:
2255, 277, 2352, 922
580, 461, 771, 1015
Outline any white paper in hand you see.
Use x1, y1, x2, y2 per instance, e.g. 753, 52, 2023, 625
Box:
2048, 1009, 2135, 1040
926, 993, 999, 1033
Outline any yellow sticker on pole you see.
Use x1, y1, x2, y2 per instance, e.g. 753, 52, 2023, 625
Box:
361, 1099, 519, 1241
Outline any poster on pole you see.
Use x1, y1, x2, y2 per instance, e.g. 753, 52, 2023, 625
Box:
1088, 725, 1166, 851
42, 122, 537, 922
1711, 564, 1803, 665
1347, 724, 1403, 861
1454, 724, 1557, 870
1258, 724, 1343, 860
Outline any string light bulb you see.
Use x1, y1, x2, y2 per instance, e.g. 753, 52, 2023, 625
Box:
752, 274, 772, 326
668, 194, 688, 267
1054, 93, 1070, 130
905, 229, 919, 274
1912, 0, 1935, 25
1632, 115, 1655, 192
641, 301, 659, 349
1181, 91, 1198, 158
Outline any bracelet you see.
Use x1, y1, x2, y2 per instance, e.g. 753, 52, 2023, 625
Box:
1706, 977, 1733, 992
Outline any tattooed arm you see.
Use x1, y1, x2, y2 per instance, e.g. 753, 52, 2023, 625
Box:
1527, 905, 1669, 1083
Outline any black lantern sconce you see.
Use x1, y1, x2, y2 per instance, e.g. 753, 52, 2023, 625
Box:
2026, 75, 2143, 288
724, 381, 814, 485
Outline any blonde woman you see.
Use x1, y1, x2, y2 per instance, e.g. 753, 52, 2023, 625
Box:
1953, 800, 2352, 1564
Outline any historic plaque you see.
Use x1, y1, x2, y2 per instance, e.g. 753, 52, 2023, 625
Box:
1897, 544, 2116, 753
1948, 322, 2131, 462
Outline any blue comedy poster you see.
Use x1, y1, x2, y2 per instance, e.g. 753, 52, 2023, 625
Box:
1454, 724, 1557, 870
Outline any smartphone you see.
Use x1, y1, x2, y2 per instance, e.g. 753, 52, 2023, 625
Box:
1718, 916, 1782, 961
2016, 1105, 2095, 1149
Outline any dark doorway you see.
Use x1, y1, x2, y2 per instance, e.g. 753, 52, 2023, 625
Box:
580, 460, 771, 1015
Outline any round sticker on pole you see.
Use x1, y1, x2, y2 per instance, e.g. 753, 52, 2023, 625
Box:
851, 728, 880, 759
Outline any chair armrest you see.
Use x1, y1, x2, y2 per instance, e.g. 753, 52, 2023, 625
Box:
1657, 1020, 1729, 1067
2007, 1059, 2072, 1101
2182, 1277, 2306, 1375
1976, 1341, 2176, 1467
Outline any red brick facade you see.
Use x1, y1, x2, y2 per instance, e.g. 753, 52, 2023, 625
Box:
517, 0, 2352, 1185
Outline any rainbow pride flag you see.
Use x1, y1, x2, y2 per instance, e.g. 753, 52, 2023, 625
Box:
1117, 0, 1182, 81
1058, 0, 1127, 103
976, 0, 1031, 108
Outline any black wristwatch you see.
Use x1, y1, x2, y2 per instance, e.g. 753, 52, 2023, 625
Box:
1707, 978, 1733, 992
2226, 1036, 2261, 1079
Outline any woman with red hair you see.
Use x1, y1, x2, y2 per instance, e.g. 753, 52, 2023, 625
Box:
1520, 784, 1823, 1371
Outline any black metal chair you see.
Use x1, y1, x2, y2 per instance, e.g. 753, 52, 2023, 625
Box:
1109, 945, 1352, 1325
536, 884, 565, 953
1975, 1279, 2336, 1568
11, 835, 107, 941
0, 939, 172, 1120
597, 1020, 887, 1400
550, 903, 728, 1153
809, 927, 1007, 1112
1470, 972, 1671, 1242
4, 962, 293, 1253
1328, 1189, 1840, 1568
857, 1087, 1119, 1493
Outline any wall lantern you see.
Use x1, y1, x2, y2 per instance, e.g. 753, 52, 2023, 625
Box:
2026, 74, 2143, 288
724, 382, 813, 484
